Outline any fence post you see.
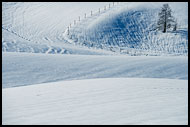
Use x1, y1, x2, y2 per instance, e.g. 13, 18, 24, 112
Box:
85, 13, 86, 18
91, 11, 92, 16
99, 8, 100, 13
104, 6, 106, 11
109, 4, 110, 8
113, 2, 114, 6
79, 16, 80, 21
67, 27, 69, 35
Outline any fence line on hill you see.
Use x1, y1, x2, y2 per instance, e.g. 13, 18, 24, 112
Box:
67, 2, 120, 36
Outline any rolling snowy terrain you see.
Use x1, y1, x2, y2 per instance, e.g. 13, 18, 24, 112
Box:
2, 2, 188, 125
2, 2, 188, 55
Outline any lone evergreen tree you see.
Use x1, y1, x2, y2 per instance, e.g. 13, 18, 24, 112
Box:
157, 4, 176, 33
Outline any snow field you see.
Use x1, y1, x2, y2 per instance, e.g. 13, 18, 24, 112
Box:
2, 78, 188, 125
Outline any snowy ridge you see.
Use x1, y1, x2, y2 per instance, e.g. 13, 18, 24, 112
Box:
2, 52, 188, 88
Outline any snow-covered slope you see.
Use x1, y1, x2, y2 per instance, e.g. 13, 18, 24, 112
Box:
2, 28, 116, 55
2, 2, 115, 55
2, 52, 188, 88
65, 2, 188, 55
2, 78, 188, 125
2, 2, 112, 43
2, 2, 188, 55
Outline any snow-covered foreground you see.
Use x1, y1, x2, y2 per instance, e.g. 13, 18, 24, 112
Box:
2, 78, 188, 125
2, 52, 188, 88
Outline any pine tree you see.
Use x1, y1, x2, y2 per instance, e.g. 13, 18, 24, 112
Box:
157, 4, 176, 33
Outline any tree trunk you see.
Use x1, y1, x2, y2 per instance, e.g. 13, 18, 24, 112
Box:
163, 22, 166, 33
163, 11, 167, 33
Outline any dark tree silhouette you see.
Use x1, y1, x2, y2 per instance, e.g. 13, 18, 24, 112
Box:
157, 4, 176, 33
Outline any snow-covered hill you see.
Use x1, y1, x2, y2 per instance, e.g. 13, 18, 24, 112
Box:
2, 2, 112, 43
2, 2, 116, 55
2, 2, 188, 55
65, 2, 188, 55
